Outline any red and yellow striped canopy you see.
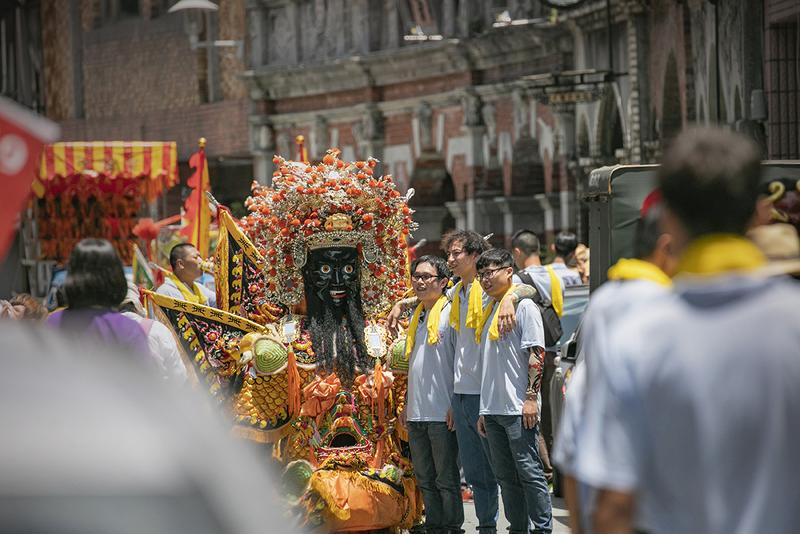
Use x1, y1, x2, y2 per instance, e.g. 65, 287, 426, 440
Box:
34, 141, 178, 201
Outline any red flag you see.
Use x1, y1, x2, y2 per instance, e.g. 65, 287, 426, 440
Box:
180, 141, 212, 258
0, 97, 59, 259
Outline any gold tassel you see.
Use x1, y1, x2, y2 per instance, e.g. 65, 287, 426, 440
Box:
373, 360, 386, 424
287, 347, 301, 417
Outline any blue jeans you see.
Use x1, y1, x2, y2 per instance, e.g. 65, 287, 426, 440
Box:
452, 394, 499, 533
483, 415, 552, 534
407, 421, 465, 532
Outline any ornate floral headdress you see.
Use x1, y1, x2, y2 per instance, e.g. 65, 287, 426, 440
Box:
241, 149, 417, 316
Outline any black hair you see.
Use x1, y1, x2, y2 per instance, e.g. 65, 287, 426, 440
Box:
659, 127, 762, 237
441, 229, 491, 256
62, 238, 127, 309
510, 229, 541, 256
169, 243, 195, 270
476, 248, 514, 271
411, 254, 452, 281
633, 204, 664, 260
554, 231, 578, 259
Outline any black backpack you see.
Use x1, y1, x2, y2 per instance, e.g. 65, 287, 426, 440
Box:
515, 271, 563, 347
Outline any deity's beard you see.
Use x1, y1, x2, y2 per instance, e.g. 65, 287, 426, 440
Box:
305, 288, 370, 387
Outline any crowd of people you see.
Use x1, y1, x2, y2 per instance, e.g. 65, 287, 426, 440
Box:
2, 126, 798, 534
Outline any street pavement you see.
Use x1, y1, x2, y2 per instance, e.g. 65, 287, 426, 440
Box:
462, 493, 572, 533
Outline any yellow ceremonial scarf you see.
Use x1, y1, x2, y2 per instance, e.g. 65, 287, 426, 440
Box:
404, 295, 448, 359
544, 265, 564, 317
449, 278, 484, 331
676, 234, 766, 276
607, 258, 672, 287
474, 284, 516, 344
166, 272, 207, 304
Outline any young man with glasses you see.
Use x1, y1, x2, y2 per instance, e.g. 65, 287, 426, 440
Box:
475, 248, 552, 534
399, 254, 463, 534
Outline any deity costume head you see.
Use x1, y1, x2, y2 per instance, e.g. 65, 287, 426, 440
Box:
147, 148, 421, 532
764, 178, 800, 232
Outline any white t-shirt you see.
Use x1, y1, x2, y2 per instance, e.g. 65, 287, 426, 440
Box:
553, 277, 669, 532
549, 262, 582, 288
512, 265, 561, 305
156, 277, 216, 308
122, 311, 188, 383
575, 275, 800, 534
554, 278, 670, 474
447, 280, 490, 395
479, 299, 545, 416
406, 301, 457, 422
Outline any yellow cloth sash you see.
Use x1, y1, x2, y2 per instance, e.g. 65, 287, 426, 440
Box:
607, 258, 672, 287
474, 284, 516, 344
405, 295, 448, 359
544, 265, 564, 317
677, 234, 766, 276
166, 272, 206, 304
449, 278, 484, 331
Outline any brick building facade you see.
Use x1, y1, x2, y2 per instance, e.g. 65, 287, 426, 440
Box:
9, 0, 799, 254
38, 0, 252, 212
243, 0, 578, 250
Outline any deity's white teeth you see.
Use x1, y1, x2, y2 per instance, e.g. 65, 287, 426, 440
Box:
330, 290, 346, 298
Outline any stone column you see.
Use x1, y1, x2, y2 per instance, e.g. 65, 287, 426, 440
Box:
249, 113, 276, 186
625, 4, 648, 164
246, 0, 268, 67
445, 201, 467, 230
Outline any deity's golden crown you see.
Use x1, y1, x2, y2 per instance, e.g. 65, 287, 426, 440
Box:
241, 148, 418, 315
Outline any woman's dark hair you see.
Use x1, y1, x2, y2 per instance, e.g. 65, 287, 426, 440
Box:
411, 254, 452, 281
476, 248, 514, 271
63, 238, 128, 309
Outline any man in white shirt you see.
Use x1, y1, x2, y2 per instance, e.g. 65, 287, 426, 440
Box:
553, 195, 675, 533
400, 254, 463, 534
156, 243, 216, 307
580, 127, 800, 534
476, 249, 552, 534
510, 228, 565, 488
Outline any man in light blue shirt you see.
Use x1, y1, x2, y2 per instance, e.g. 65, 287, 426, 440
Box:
401, 254, 463, 534
476, 249, 552, 534
553, 197, 675, 533
579, 127, 800, 534
510, 230, 558, 302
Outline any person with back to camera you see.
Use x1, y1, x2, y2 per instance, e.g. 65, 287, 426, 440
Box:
46, 238, 149, 359
553, 192, 676, 534
579, 127, 800, 534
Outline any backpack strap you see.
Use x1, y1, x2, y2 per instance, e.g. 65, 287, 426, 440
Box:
516, 271, 535, 288
545, 265, 564, 318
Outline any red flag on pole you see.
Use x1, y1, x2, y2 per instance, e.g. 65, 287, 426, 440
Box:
0, 97, 59, 259
180, 138, 212, 258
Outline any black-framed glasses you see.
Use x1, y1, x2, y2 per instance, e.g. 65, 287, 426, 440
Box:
477, 266, 510, 281
411, 273, 443, 283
